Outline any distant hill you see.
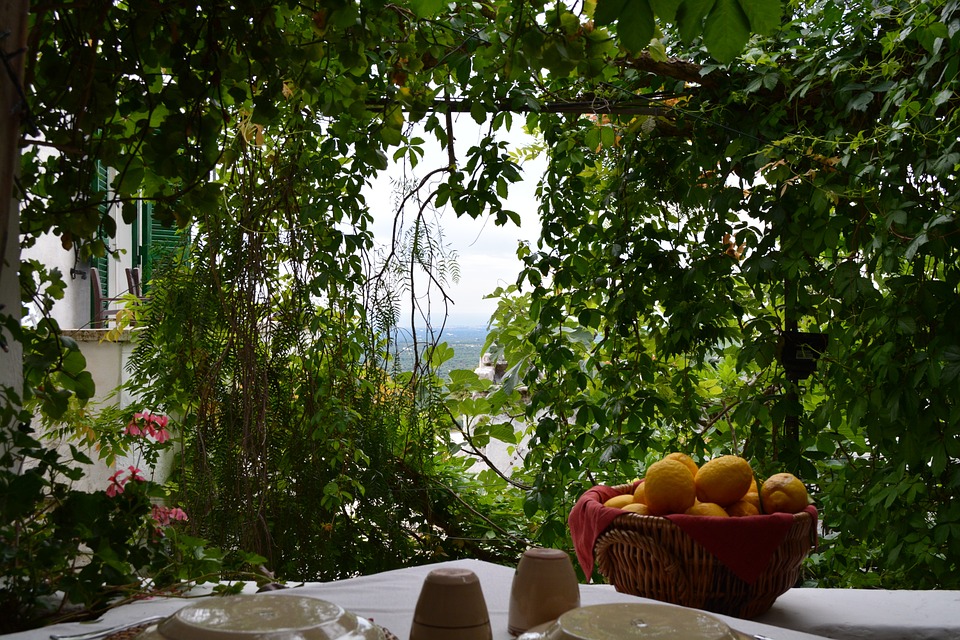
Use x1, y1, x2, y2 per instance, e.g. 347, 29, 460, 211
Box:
390, 326, 493, 377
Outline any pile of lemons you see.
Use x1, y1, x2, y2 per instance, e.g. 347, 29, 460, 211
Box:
604, 453, 810, 517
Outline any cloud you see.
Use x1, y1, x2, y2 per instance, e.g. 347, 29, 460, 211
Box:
364, 116, 544, 327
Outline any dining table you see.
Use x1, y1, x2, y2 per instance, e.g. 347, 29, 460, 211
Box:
4, 559, 959, 640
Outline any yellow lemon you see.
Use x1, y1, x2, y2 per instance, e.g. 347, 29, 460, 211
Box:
622, 502, 651, 515
633, 482, 646, 505
761, 473, 810, 514
741, 491, 761, 512
726, 499, 760, 517
684, 502, 730, 517
694, 455, 754, 507
604, 494, 635, 509
644, 459, 697, 515
664, 452, 699, 478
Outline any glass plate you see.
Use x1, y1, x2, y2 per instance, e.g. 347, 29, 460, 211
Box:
516, 603, 753, 640
134, 594, 385, 640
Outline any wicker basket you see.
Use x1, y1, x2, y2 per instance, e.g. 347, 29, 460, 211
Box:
594, 483, 816, 619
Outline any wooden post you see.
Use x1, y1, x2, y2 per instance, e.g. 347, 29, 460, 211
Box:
777, 188, 800, 470
0, 0, 29, 430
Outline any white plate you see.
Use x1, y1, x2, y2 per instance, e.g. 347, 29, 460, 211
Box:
516, 603, 752, 640
135, 594, 385, 640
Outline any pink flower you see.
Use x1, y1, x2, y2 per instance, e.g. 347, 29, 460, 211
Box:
126, 411, 173, 443
106, 469, 126, 497
151, 504, 189, 533
105, 467, 146, 497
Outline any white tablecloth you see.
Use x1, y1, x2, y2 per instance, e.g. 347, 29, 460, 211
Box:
756, 586, 960, 640
4, 560, 959, 640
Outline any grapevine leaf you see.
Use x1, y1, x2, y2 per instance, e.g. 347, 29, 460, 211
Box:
409, 0, 448, 18
650, 0, 682, 23
703, 0, 750, 63
618, 0, 655, 53
737, 0, 782, 35
677, 0, 716, 43
595, 0, 628, 26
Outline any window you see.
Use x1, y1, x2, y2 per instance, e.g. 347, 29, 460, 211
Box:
133, 201, 183, 293
89, 161, 111, 326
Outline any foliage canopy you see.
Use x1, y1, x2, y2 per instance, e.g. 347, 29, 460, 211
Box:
4, 0, 960, 628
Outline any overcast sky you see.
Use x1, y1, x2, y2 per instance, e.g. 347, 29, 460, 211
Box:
364, 114, 545, 328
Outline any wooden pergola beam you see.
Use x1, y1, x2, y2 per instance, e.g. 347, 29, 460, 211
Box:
367, 96, 676, 118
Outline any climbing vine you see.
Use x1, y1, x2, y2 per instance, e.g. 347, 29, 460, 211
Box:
4, 1, 960, 630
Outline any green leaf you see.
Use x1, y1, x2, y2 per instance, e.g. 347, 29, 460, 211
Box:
917, 25, 946, 54
114, 162, 144, 197
648, 38, 669, 61
69, 444, 94, 465
523, 495, 539, 518
847, 91, 874, 112
121, 201, 138, 225
934, 89, 953, 106
429, 342, 455, 367
331, 3, 360, 28
501, 175, 516, 198
650, 0, 682, 23
595, 0, 629, 26
3, 471, 46, 520
942, 346, 960, 384
928, 21, 950, 39
470, 100, 486, 125
487, 421, 518, 443
585, 127, 601, 150
409, 0, 448, 18
703, 0, 750, 63
61, 347, 87, 375
379, 125, 401, 146
677, 0, 716, 43
251, 93, 279, 125
43, 388, 72, 420
600, 125, 616, 148
618, 0, 655, 53
357, 145, 389, 171
736, 0, 781, 35
73, 371, 96, 400
903, 232, 929, 260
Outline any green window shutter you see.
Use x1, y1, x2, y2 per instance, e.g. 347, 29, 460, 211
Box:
139, 201, 183, 290
90, 161, 110, 324
131, 207, 141, 276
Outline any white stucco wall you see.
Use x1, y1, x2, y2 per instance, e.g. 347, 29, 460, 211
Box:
1, 185, 23, 437
20, 234, 92, 329
20, 164, 138, 332
41, 330, 174, 493
63, 329, 140, 408
12, 158, 162, 492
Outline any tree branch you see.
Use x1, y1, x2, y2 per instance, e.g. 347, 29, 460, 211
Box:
617, 52, 726, 89
445, 404, 532, 491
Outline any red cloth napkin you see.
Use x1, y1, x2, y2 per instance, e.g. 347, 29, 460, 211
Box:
568, 481, 818, 584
